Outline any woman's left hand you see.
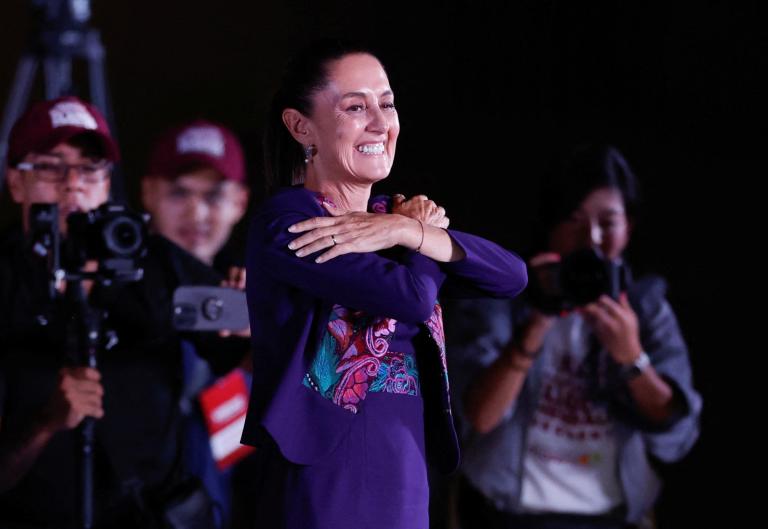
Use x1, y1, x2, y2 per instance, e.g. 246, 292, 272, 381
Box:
580, 293, 644, 364
287, 202, 413, 263
392, 194, 450, 228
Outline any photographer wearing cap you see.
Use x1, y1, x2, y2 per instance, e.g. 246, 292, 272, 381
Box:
444, 145, 702, 529
141, 120, 250, 270
141, 120, 253, 528
0, 97, 246, 528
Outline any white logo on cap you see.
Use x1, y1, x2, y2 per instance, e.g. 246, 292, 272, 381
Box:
176, 126, 225, 158
49, 102, 98, 130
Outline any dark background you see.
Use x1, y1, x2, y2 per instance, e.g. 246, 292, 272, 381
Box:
1, 0, 761, 526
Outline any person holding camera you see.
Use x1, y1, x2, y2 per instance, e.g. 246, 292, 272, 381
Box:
444, 145, 702, 529
141, 119, 250, 271
141, 119, 255, 528
0, 96, 247, 528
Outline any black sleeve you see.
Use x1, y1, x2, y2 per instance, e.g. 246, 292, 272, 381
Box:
96, 235, 250, 373
152, 235, 250, 373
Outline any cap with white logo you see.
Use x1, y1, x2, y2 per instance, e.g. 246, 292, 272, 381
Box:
147, 120, 245, 184
8, 96, 119, 165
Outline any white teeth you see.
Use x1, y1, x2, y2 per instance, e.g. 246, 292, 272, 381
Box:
357, 143, 385, 155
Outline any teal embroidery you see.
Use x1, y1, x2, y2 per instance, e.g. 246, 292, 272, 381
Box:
303, 305, 419, 413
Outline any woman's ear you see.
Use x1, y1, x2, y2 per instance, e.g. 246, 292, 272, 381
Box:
282, 108, 314, 145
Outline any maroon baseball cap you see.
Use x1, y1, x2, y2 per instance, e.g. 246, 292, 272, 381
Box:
146, 120, 246, 184
7, 96, 120, 165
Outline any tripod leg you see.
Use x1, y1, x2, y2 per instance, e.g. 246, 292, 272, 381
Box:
0, 54, 39, 190
84, 29, 125, 202
43, 56, 74, 99
85, 30, 108, 116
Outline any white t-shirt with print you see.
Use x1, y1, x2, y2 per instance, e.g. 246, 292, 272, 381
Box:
520, 313, 624, 514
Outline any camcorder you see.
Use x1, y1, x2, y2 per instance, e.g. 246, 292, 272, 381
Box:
527, 247, 628, 315
29, 202, 247, 333
29, 201, 148, 286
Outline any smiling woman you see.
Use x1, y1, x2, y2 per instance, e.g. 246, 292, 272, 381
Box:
241, 40, 528, 529
282, 52, 400, 195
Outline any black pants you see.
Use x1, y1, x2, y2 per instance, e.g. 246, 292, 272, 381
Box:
457, 476, 635, 529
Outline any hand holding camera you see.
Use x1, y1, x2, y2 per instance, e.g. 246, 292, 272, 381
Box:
581, 293, 644, 365
526, 248, 643, 365
527, 246, 626, 315
42, 367, 104, 433
218, 267, 250, 338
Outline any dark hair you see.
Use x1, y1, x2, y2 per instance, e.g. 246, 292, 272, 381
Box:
66, 132, 109, 161
263, 39, 373, 193
536, 144, 640, 246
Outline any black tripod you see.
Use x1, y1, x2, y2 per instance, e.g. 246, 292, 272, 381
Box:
0, 0, 123, 200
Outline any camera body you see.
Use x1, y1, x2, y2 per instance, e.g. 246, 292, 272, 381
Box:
173, 286, 249, 332
29, 202, 148, 283
527, 247, 627, 315
67, 202, 147, 267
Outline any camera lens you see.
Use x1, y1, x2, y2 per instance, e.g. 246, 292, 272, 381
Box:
103, 216, 142, 257
202, 297, 224, 321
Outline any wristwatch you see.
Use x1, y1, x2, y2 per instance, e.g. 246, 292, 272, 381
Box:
620, 351, 651, 381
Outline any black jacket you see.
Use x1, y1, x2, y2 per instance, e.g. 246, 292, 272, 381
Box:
0, 227, 247, 528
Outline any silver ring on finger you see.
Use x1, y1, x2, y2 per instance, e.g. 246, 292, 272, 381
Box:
331, 234, 338, 246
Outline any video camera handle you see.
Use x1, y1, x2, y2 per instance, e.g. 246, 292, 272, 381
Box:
61, 275, 100, 529
59, 277, 125, 529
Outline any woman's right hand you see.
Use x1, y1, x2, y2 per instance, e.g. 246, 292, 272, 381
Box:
512, 252, 561, 355
391, 194, 450, 228
287, 206, 414, 263
288, 198, 461, 263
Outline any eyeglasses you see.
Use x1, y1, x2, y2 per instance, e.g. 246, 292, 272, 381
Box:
16, 160, 112, 184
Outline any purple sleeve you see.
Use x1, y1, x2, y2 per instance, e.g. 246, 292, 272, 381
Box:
439, 229, 528, 299
250, 208, 445, 323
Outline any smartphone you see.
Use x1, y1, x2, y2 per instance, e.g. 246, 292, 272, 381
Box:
173, 286, 249, 332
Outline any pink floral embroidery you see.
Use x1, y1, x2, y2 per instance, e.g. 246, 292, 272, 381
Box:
335, 358, 380, 413
305, 300, 448, 414
425, 302, 449, 390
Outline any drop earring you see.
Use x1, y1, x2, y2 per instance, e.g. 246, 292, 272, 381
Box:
304, 144, 316, 164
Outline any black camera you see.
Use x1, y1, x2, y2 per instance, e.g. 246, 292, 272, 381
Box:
527, 247, 627, 315
29, 202, 148, 283
67, 202, 147, 265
